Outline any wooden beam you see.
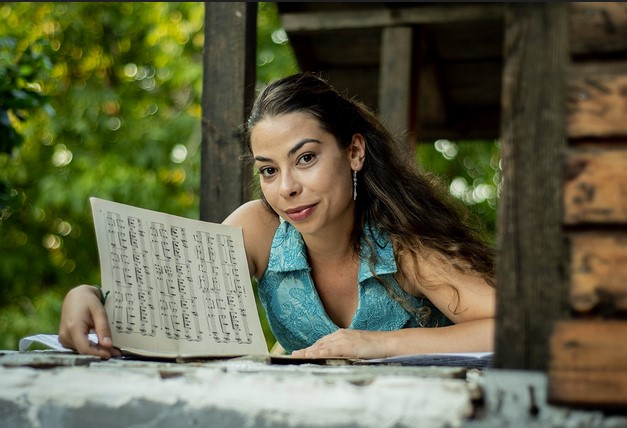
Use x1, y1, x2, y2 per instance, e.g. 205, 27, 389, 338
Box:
281, 4, 503, 33
564, 148, 627, 224
549, 320, 627, 407
566, 62, 627, 139
200, 2, 256, 222
568, 232, 627, 313
495, 3, 570, 370
378, 26, 415, 157
570, 2, 627, 56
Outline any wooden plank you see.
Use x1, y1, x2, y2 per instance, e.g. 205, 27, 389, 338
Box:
495, 3, 569, 371
564, 148, 627, 224
569, 232, 627, 313
282, 2, 627, 54
570, 3, 627, 56
549, 320, 627, 407
566, 62, 627, 138
550, 320, 627, 369
378, 26, 415, 156
200, 3, 256, 222
280, 4, 504, 33
549, 370, 627, 407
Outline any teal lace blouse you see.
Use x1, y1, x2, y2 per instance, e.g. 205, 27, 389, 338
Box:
257, 220, 452, 353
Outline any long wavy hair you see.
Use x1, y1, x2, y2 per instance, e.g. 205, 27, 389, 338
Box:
243, 72, 495, 319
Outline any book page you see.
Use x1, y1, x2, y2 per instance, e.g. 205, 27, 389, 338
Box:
359, 352, 493, 368
19, 334, 99, 352
90, 197, 268, 358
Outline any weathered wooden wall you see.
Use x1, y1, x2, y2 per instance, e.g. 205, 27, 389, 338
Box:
548, 2, 627, 408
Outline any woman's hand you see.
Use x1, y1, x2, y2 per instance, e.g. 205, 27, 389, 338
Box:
291, 329, 388, 359
58, 284, 121, 359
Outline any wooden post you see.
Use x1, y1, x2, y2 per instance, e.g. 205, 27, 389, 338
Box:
200, 2, 257, 222
378, 26, 416, 158
495, 3, 570, 370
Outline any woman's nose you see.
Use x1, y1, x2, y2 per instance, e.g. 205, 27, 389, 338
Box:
279, 172, 301, 198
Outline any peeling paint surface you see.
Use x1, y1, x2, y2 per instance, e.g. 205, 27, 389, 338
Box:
1, 353, 626, 428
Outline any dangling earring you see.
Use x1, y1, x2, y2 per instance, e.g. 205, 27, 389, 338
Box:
352, 170, 357, 201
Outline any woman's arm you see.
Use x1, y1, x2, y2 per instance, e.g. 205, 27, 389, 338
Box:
291, 318, 494, 359
292, 250, 495, 359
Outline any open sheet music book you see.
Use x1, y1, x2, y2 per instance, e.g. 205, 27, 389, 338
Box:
90, 197, 268, 359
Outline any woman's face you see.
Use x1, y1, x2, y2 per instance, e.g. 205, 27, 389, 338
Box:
250, 112, 356, 236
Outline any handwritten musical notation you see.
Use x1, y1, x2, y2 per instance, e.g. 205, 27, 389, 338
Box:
90, 198, 267, 357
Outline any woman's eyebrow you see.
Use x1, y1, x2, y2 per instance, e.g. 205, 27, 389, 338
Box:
254, 138, 322, 163
288, 138, 322, 157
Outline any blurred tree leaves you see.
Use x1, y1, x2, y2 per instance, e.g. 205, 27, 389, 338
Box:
417, 140, 500, 244
0, 35, 53, 219
256, 2, 299, 89
0, 2, 297, 349
0, 36, 53, 155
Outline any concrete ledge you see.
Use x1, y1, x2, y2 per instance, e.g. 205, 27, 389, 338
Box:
1, 353, 626, 428
0, 357, 478, 428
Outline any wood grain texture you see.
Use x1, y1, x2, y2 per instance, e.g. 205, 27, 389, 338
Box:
200, 3, 256, 222
378, 26, 415, 156
566, 62, 627, 138
549, 320, 627, 407
564, 148, 627, 223
570, 3, 627, 56
496, 3, 569, 370
569, 233, 627, 313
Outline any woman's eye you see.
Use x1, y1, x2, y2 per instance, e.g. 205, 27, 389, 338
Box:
297, 153, 315, 165
259, 167, 276, 177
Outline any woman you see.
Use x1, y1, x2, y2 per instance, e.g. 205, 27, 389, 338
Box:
59, 72, 496, 360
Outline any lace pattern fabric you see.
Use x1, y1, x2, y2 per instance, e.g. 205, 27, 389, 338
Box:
258, 220, 451, 353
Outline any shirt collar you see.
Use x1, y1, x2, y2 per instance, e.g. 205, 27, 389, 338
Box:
267, 221, 398, 280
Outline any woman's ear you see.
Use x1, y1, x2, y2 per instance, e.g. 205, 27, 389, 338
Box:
349, 134, 366, 171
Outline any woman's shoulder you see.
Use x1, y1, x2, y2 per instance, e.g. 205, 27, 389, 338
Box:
223, 199, 280, 278
224, 199, 278, 225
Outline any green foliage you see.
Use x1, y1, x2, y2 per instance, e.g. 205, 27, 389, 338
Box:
0, 2, 205, 349
0, 2, 297, 351
417, 139, 500, 244
0, 35, 54, 219
256, 2, 299, 89
0, 36, 53, 155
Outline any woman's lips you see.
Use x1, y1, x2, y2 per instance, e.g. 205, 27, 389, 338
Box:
285, 204, 316, 222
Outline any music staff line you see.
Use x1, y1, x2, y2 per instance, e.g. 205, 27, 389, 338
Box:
104, 212, 254, 345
